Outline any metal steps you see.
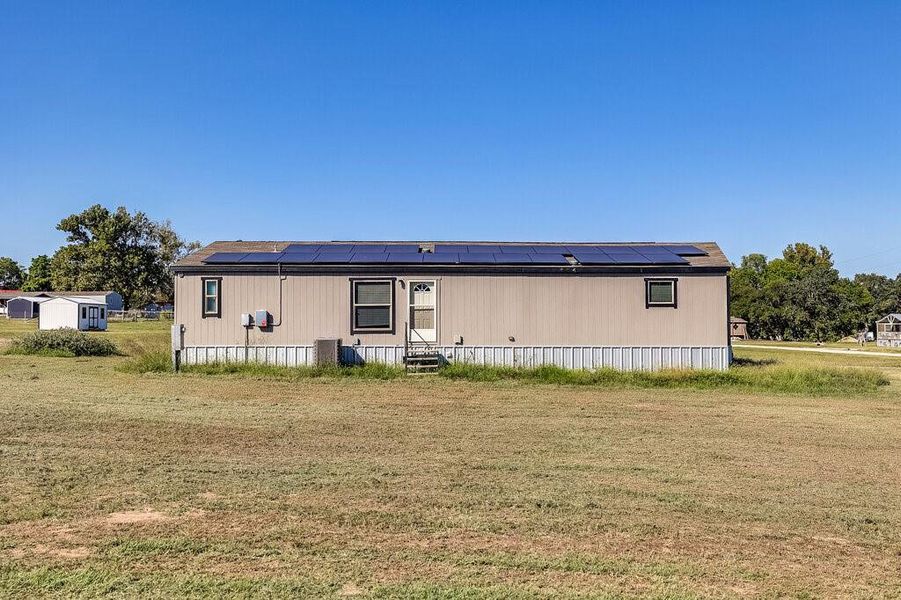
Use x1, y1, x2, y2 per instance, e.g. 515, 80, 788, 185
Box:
404, 349, 441, 373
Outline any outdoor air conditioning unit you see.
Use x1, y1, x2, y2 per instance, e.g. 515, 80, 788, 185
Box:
314, 338, 341, 366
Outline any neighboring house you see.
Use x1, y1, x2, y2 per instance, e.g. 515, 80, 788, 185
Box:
39, 297, 108, 331
3, 290, 123, 317
729, 317, 748, 340
876, 314, 901, 348
0, 289, 23, 315
6, 296, 52, 319
171, 241, 732, 371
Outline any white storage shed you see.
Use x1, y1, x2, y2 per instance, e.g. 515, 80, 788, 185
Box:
39, 297, 108, 331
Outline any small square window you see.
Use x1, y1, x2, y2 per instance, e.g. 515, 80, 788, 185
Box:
202, 278, 221, 318
646, 279, 677, 308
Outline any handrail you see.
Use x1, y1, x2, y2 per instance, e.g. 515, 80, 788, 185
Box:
409, 326, 432, 346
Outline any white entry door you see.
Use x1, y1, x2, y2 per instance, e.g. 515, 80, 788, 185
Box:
409, 281, 437, 343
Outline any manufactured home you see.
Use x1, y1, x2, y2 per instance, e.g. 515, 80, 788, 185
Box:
171, 241, 732, 370
38, 297, 108, 331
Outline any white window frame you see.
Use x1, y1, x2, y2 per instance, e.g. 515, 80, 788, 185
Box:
645, 278, 677, 308
351, 278, 395, 334
408, 279, 438, 343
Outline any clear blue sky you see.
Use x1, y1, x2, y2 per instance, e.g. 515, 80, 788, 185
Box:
2, 1, 900, 276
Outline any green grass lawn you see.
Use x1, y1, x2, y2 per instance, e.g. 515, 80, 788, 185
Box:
0, 319, 899, 598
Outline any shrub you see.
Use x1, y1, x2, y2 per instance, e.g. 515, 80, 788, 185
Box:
9, 328, 119, 357
116, 351, 172, 373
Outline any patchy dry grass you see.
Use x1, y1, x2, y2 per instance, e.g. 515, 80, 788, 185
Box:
437, 362, 889, 396
0, 320, 900, 597
738, 339, 901, 354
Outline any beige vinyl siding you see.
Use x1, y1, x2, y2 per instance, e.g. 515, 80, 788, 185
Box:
176, 272, 727, 348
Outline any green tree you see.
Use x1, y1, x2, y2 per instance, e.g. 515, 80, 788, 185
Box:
21, 255, 53, 292
729, 253, 769, 338
0, 257, 25, 289
730, 243, 872, 341
854, 273, 901, 328
50, 205, 198, 309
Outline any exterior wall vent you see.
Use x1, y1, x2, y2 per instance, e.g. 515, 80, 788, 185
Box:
314, 338, 341, 366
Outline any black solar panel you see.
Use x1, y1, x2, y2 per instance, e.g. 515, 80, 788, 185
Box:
384, 244, 421, 253
385, 252, 424, 263
238, 252, 284, 263
203, 252, 249, 263
634, 248, 687, 263
316, 244, 357, 253
493, 253, 532, 263
204, 244, 703, 266
457, 253, 496, 264
311, 252, 354, 263
529, 254, 571, 264
571, 252, 616, 264
422, 253, 458, 263
598, 246, 642, 255
633, 246, 677, 254
610, 255, 654, 264
661, 245, 707, 256
466, 245, 503, 254
349, 253, 388, 263
350, 244, 387, 253
498, 245, 537, 253
658, 255, 690, 264
282, 244, 320, 253
279, 253, 317, 264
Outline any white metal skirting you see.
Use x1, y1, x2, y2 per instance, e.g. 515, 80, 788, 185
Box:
181, 345, 730, 371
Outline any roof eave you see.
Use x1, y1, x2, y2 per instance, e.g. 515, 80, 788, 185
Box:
171, 264, 731, 276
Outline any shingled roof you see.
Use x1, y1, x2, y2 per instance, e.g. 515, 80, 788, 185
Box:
173, 241, 730, 271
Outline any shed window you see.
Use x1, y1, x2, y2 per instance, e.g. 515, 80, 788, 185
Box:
202, 278, 221, 318
81, 307, 87, 319
646, 279, 677, 308
100, 308, 105, 319
351, 280, 394, 333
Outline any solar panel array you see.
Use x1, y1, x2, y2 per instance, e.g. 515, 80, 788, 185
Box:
203, 244, 708, 265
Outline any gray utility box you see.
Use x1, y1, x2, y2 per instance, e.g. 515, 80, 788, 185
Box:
255, 309, 269, 328
314, 338, 341, 366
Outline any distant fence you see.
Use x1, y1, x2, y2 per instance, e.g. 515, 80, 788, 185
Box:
109, 310, 174, 322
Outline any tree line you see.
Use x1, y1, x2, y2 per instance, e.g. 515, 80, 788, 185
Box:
0, 205, 198, 310
730, 243, 901, 341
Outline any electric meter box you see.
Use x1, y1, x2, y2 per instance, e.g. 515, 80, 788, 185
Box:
255, 310, 269, 328
240, 313, 253, 327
